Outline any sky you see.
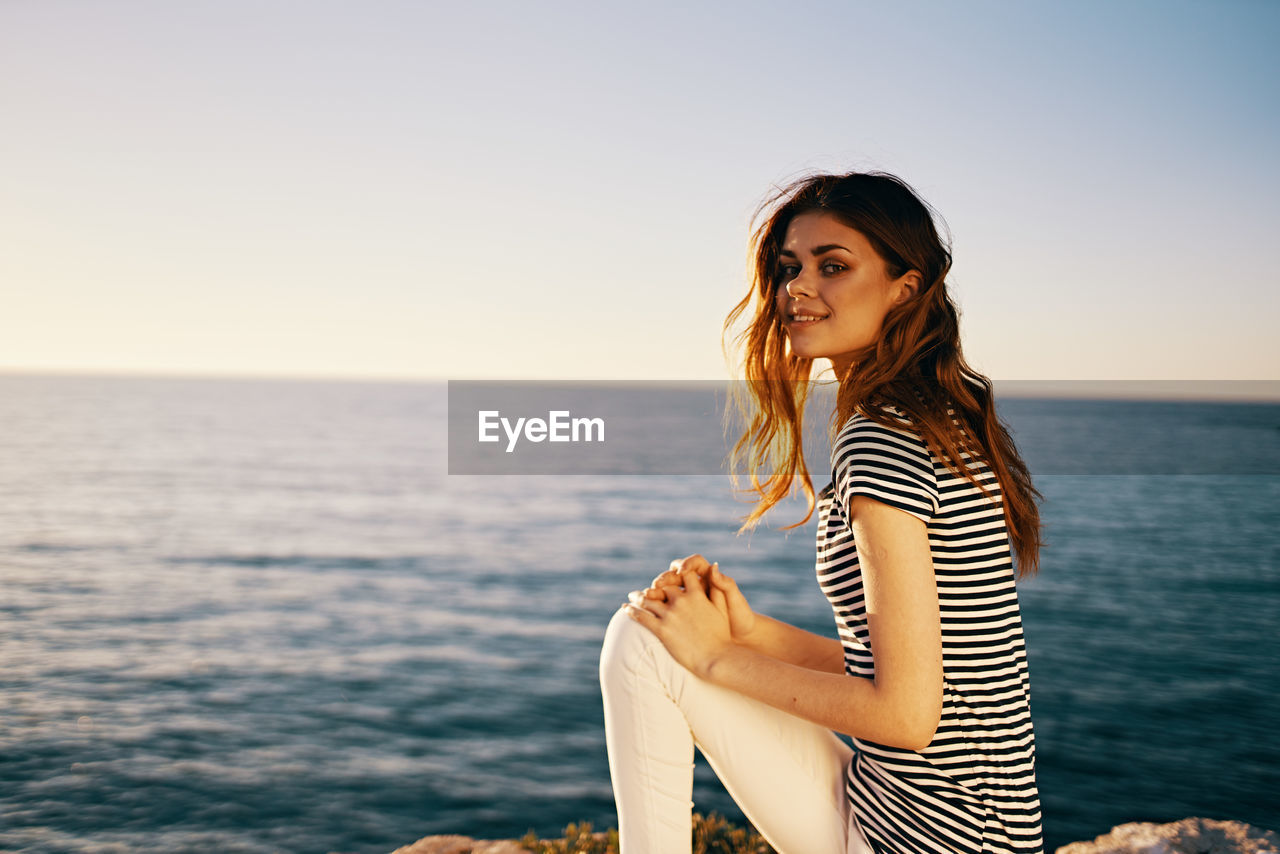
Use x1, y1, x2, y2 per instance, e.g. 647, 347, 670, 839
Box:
2, 0, 1278, 386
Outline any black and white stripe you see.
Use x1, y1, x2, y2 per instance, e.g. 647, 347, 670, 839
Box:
815, 409, 1043, 854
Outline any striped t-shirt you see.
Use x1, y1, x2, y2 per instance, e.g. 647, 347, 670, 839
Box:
815, 408, 1043, 854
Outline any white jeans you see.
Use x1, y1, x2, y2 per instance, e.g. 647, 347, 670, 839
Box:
599, 608, 874, 854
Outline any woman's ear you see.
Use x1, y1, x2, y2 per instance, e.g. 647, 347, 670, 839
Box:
893, 270, 923, 306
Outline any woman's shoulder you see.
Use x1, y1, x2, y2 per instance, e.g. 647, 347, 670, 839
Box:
834, 405, 926, 450
828, 406, 940, 522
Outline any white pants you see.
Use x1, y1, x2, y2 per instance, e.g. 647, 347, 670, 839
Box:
599, 608, 874, 854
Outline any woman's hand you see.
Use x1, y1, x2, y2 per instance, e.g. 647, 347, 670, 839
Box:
650, 555, 757, 640
703, 564, 758, 644
626, 554, 710, 610
624, 567, 733, 679
631, 554, 759, 644
647, 554, 713, 597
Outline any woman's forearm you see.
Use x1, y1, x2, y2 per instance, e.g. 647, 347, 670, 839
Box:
740, 613, 846, 675
702, 642, 938, 750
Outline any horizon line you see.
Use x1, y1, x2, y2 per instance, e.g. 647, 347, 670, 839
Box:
2, 368, 1279, 403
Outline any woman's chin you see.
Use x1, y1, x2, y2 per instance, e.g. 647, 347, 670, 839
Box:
786, 342, 827, 360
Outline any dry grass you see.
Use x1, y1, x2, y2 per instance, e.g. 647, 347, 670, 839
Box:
518, 813, 776, 854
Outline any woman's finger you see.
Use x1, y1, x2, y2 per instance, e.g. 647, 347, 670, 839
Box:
680, 566, 706, 595
709, 564, 736, 589
622, 603, 659, 632
672, 554, 712, 576
634, 594, 671, 617
628, 589, 659, 607
651, 568, 682, 588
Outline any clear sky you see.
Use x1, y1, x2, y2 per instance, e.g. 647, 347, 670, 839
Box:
2, 0, 1277, 384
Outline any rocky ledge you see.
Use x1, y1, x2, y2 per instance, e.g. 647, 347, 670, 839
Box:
1057, 817, 1277, 854
392, 817, 1278, 854
390, 838, 531, 854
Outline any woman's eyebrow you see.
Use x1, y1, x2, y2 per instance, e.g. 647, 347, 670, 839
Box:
779, 244, 850, 257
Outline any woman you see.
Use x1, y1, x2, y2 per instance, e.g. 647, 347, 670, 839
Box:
599, 171, 1045, 854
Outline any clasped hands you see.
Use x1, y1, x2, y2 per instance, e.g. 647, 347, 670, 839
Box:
622, 553, 757, 680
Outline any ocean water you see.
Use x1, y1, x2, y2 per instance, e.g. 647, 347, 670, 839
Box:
1, 374, 1277, 853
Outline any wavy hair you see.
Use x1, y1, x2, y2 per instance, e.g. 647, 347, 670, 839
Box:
723, 171, 1043, 577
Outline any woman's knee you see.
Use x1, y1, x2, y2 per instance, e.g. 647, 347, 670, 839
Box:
599, 606, 657, 688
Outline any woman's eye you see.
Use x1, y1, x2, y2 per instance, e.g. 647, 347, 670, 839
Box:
777, 264, 800, 281
821, 262, 846, 275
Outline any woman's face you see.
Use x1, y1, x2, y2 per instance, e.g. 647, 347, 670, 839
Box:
774, 211, 918, 375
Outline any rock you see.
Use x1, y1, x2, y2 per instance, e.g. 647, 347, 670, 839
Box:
1055, 817, 1279, 854
389, 836, 531, 854
392, 817, 1280, 854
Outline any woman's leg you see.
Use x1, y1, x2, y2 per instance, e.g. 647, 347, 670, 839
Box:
600, 607, 870, 854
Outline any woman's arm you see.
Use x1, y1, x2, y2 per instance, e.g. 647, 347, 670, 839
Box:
640, 557, 845, 675
737, 613, 846, 674
627, 495, 943, 750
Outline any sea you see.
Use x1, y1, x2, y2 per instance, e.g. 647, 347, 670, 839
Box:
1, 373, 1277, 854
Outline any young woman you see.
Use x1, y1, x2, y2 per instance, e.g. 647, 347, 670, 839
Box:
599, 171, 1045, 854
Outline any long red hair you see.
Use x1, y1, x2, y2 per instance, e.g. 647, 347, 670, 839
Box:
723, 171, 1044, 577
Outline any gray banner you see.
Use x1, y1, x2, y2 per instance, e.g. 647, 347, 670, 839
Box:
447, 380, 1280, 475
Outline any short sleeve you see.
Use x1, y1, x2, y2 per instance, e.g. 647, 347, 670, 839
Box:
832, 413, 939, 525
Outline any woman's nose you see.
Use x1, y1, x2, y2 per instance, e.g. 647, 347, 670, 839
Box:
785, 275, 815, 298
